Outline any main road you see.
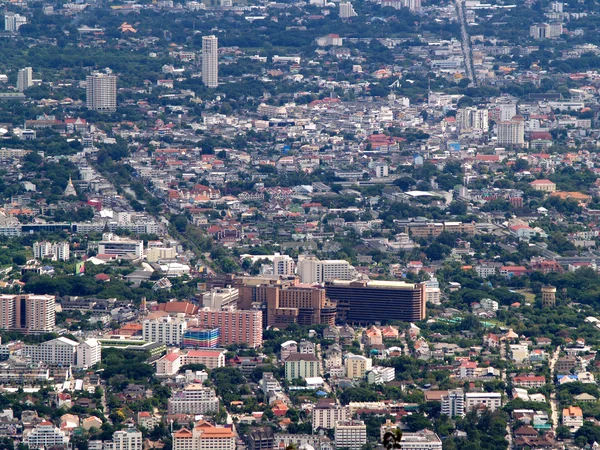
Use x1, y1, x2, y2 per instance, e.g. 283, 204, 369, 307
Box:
455, 0, 477, 85
549, 346, 560, 430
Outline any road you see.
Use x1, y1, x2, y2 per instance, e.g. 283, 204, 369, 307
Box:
454, 0, 477, 85
549, 346, 560, 430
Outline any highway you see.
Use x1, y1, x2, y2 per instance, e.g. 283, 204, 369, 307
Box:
455, 0, 477, 86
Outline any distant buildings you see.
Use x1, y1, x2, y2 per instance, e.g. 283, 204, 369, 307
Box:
541, 285, 557, 307
456, 107, 488, 132
98, 234, 143, 258
334, 420, 367, 450
24, 421, 68, 448
17, 67, 32, 92
530, 179, 556, 192
143, 313, 188, 345
22, 337, 101, 368
4, 13, 26, 32
266, 284, 337, 328
497, 115, 525, 147
339, 2, 358, 18
562, 406, 583, 432
0, 294, 55, 334
197, 309, 263, 348
296, 256, 358, 284
530, 23, 563, 39
33, 241, 69, 261
168, 384, 219, 414
441, 389, 465, 417
284, 353, 319, 380
172, 421, 235, 450
312, 400, 349, 431
86, 71, 117, 112
111, 429, 143, 450
273, 253, 295, 276
202, 35, 218, 88
345, 355, 372, 379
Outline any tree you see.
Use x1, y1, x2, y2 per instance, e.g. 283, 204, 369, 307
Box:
382, 429, 403, 450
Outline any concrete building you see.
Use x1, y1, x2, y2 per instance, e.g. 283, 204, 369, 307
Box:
456, 107, 488, 132
441, 389, 465, 417
4, 13, 26, 31
530, 179, 557, 193
530, 22, 563, 39
77, 338, 102, 369
143, 314, 188, 345
33, 241, 70, 261
367, 366, 395, 384
334, 421, 367, 450
465, 392, 502, 412
202, 287, 239, 310
497, 115, 525, 147
202, 35, 218, 88
284, 353, 319, 381
0, 294, 55, 334
400, 431, 443, 450
266, 284, 336, 328
541, 285, 557, 307
24, 421, 69, 448
197, 309, 263, 348
111, 429, 143, 450
17, 67, 32, 93
168, 384, 219, 415
562, 406, 583, 432
345, 355, 372, 379
98, 238, 143, 258
339, 2, 357, 18
23, 337, 101, 368
297, 256, 358, 284
86, 71, 117, 112
273, 253, 295, 276
172, 421, 235, 450
312, 400, 349, 431
146, 247, 177, 262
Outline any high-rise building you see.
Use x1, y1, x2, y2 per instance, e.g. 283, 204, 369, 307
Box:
183, 328, 220, 348
17, 67, 32, 92
273, 253, 295, 276
312, 400, 349, 431
497, 115, 525, 147
542, 285, 557, 307
33, 241, 70, 261
266, 284, 337, 328
456, 107, 489, 132
111, 429, 143, 450
325, 280, 426, 323
202, 35, 218, 88
86, 71, 117, 112
530, 22, 563, 39
0, 294, 56, 334
297, 256, 358, 284
143, 313, 188, 346
284, 353, 319, 381
339, 2, 357, 18
441, 389, 465, 417
76, 338, 102, 368
168, 384, 219, 414
172, 421, 235, 450
197, 309, 263, 348
202, 287, 238, 310
345, 355, 372, 379
334, 421, 367, 450
5, 13, 26, 32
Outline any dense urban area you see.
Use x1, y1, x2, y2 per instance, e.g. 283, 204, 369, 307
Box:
4, 0, 600, 448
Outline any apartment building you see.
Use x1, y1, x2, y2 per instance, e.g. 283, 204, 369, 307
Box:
24, 422, 69, 448
266, 284, 337, 328
86, 71, 117, 112
143, 313, 188, 346
0, 294, 55, 334
110, 429, 143, 450
562, 406, 583, 432
312, 400, 349, 431
441, 390, 465, 417
297, 256, 358, 284
334, 421, 367, 450
23, 337, 101, 368
202, 287, 239, 310
172, 421, 235, 450
284, 353, 319, 381
168, 384, 219, 415
33, 241, 70, 261
345, 355, 372, 379
465, 392, 502, 412
197, 309, 262, 348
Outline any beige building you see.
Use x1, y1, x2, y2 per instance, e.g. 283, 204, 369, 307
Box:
172, 421, 235, 450
146, 247, 177, 262
345, 355, 372, 379
465, 393, 502, 412
530, 179, 557, 192
563, 406, 583, 432
312, 400, 349, 431
285, 353, 319, 381
334, 421, 366, 450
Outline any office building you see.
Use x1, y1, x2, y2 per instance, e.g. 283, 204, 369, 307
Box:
400, 431, 443, 450
111, 429, 143, 450
325, 280, 426, 323
339, 2, 357, 18
266, 284, 337, 328
33, 241, 70, 261
542, 285, 557, 307
4, 13, 26, 32
465, 392, 502, 412
202, 287, 238, 310
202, 35, 218, 88
441, 389, 465, 417
172, 421, 236, 450
530, 22, 563, 39
312, 400, 349, 431
197, 309, 262, 348
24, 422, 69, 448
345, 355, 372, 379
273, 253, 295, 276
456, 107, 488, 132
284, 353, 319, 381
143, 313, 188, 346
183, 328, 220, 348
0, 294, 55, 334
497, 115, 525, 147
297, 256, 358, 284
168, 384, 219, 414
17, 67, 32, 92
86, 71, 117, 112
98, 238, 143, 258
334, 421, 367, 450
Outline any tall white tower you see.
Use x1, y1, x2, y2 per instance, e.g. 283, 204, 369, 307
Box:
86, 71, 117, 112
17, 67, 32, 92
202, 35, 219, 88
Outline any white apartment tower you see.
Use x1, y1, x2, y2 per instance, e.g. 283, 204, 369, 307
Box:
17, 67, 32, 92
273, 253, 295, 276
334, 421, 367, 450
297, 256, 358, 284
456, 107, 488, 132
24, 422, 69, 448
441, 389, 465, 417
497, 115, 525, 147
202, 35, 219, 88
86, 71, 117, 112
5, 13, 26, 32
143, 313, 188, 345
339, 2, 358, 18
112, 429, 143, 450
33, 241, 70, 261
